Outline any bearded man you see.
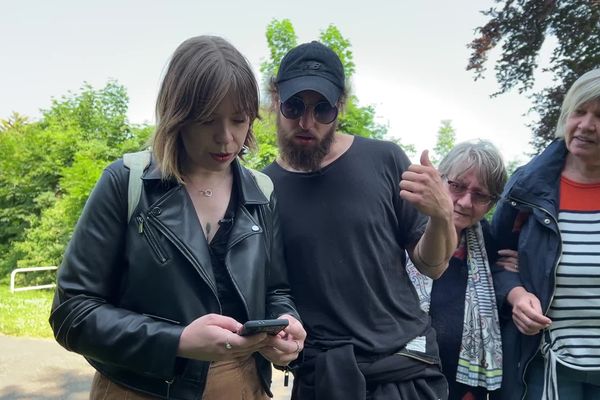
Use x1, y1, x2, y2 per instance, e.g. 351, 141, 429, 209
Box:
263, 41, 456, 400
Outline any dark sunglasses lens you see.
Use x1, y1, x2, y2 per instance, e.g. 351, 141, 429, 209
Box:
281, 98, 304, 120
314, 102, 338, 124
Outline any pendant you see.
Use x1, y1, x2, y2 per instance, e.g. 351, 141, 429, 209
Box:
199, 189, 213, 197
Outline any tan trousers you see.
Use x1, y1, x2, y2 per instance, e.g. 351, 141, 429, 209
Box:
89, 358, 267, 400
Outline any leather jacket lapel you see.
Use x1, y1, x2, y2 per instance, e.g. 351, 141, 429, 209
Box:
228, 205, 263, 249
146, 185, 217, 291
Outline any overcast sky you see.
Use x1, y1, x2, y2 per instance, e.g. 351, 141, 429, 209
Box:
2, 0, 552, 163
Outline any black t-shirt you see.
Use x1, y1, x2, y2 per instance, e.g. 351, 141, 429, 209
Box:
264, 136, 430, 355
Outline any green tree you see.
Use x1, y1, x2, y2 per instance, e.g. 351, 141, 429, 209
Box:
467, 0, 600, 153
431, 120, 457, 165
244, 114, 279, 171
320, 24, 355, 79
0, 112, 29, 132
318, 24, 386, 140
0, 82, 152, 278
260, 19, 298, 91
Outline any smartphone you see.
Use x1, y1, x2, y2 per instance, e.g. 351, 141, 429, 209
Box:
238, 319, 289, 336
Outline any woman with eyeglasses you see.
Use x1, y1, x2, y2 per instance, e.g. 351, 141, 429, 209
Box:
491, 68, 600, 400
406, 139, 513, 400
49, 35, 305, 400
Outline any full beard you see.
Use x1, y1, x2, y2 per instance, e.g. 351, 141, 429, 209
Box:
276, 116, 336, 172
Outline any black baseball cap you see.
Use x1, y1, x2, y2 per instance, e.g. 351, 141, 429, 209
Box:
276, 41, 345, 106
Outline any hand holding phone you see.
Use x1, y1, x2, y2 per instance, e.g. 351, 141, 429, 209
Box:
238, 319, 289, 336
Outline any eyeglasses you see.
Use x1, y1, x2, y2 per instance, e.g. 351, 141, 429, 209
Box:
444, 177, 496, 206
280, 97, 338, 124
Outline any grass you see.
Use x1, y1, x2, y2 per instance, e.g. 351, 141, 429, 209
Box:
0, 284, 54, 338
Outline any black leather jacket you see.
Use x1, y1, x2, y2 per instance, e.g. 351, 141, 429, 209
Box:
50, 157, 299, 399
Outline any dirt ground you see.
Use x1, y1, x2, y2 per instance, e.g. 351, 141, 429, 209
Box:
0, 335, 292, 400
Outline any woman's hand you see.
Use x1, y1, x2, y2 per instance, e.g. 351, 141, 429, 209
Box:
177, 314, 269, 361
507, 287, 552, 335
258, 314, 306, 366
497, 249, 520, 272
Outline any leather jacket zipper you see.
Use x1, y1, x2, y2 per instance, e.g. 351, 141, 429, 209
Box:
165, 377, 174, 399
136, 215, 167, 263
147, 213, 220, 302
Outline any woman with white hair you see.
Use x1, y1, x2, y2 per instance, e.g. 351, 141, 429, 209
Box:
492, 68, 600, 400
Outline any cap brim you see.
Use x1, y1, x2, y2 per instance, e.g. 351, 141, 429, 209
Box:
278, 76, 341, 106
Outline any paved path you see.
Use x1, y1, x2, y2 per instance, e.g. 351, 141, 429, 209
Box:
0, 335, 292, 400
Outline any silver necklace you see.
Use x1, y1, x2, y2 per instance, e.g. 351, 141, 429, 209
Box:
198, 188, 214, 197
185, 172, 231, 198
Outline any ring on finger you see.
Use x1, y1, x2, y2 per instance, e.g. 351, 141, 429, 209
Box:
225, 335, 232, 350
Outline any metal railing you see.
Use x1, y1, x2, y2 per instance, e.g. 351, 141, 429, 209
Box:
10, 266, 57, 293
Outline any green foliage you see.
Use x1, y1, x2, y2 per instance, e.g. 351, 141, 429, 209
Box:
319, 24, 356, 79
0, 82, 152, 279
468, 0, 600, 153
260, 19, 298, 91
0, 112, 29, 132
338, 97, 386, 139
431, 120, 457, 165
0, 286, 54, 338
0, 122, 68, 275
244, 111, 279, 171
41, 81, 132, 146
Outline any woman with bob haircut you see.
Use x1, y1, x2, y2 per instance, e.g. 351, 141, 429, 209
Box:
492, 68, 600, 400
406, 139, 513, 400
50, 35, 305, 400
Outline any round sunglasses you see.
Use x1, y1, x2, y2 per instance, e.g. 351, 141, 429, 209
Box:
280, 97, 338, 124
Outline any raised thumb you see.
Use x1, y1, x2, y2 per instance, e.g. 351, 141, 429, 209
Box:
420, 149, 433, 167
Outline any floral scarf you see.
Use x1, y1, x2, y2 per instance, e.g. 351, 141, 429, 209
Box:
405, 222, 503, 390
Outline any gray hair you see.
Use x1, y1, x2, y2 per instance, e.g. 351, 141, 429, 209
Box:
438, 140, 507, 201
555, 68, 600, 138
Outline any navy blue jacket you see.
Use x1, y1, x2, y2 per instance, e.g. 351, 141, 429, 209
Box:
491, 139, 568, 400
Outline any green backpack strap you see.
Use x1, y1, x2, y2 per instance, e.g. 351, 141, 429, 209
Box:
248, 168, 274, 200
248, 168, 274, 259
123, 150, 152, 223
